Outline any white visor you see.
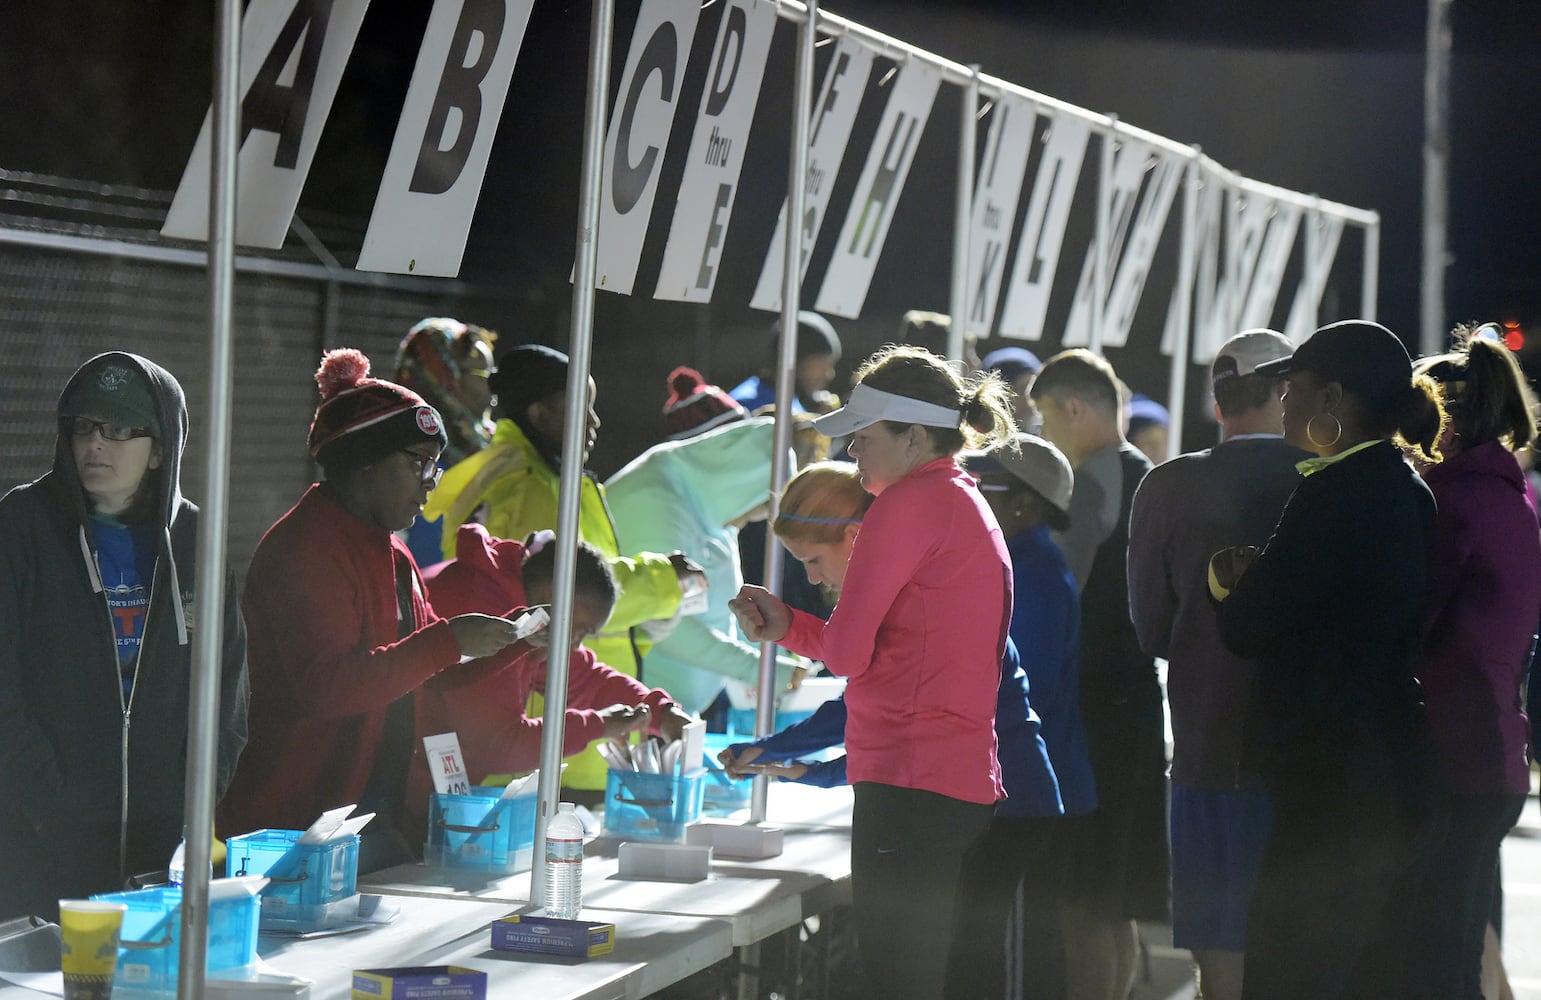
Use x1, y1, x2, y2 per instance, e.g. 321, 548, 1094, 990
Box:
812, 383, 962, 437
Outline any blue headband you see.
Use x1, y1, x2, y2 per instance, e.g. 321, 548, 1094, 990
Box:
777, 513, 863, 525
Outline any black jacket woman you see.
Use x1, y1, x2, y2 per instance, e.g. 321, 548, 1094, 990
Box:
1208, 320, 1446, 1000
0, 353, 249, 919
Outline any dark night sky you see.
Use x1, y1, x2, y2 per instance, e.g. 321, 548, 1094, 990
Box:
1, 1, 1536, 459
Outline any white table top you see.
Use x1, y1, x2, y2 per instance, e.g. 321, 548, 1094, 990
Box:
364, 850, 822, 948
297, 904, 731, 1000
0, 897, 733, 1000
362, 781, 855, 948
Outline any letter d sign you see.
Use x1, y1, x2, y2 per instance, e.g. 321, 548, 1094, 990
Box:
358, 0, 535, 276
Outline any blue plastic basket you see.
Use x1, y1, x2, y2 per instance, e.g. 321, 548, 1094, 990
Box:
425, 785, 539, 873
89, 886, 259, 992
601, 769, 706, 843
226, 829, 359, 932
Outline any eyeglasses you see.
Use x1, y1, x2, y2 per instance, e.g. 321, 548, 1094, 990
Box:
67, 417, 152, 442
402, 451, 444, 489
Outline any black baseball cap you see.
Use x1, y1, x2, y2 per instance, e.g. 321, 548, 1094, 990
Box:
1254, 320, 1412, 407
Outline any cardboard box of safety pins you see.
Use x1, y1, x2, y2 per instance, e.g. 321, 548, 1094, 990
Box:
490, 915, 616, 959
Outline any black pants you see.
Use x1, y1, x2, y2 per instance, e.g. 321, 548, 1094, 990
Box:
943, 815, 1069, 1000
850, 782, 993, 1000
1242, 789, 1423, 1000
1404, 790, 1525, 1000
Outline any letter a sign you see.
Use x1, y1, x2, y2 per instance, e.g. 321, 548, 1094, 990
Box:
358, 0, 535, 276
163, 0, 371, 247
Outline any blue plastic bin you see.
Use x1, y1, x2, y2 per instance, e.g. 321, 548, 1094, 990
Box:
726, 707, 817, 739
425, 785, 539, 873
701, 734, 752, 813
89, 886, 259, 992
601, 769, 706, 843
225, 829, 359, 932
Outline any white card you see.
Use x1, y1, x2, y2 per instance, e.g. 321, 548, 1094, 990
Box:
422, 732, 471, 796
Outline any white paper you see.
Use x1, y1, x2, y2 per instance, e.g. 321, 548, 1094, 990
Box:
330, 811, 375, 840
677, 574, 709, 616
678, 718, 706, 777
297, 803, 356, 845
512, 605, 550, 639
423, 732, 471, 795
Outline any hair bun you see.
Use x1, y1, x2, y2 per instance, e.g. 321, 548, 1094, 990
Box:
668, 366, 707, 396
316, 348, 372, 400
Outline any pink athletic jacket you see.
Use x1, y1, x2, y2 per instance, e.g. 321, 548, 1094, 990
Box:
782, 457, 1009, 804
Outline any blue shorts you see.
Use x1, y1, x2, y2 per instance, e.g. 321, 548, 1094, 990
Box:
1169, 783, 1273, 952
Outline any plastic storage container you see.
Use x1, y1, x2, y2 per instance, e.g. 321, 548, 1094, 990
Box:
225, 829, 360, 932
601, 768, 706, 843
90, 886, 260, 993
425, 785, 539, 873
723, 676, 846, 738
701, 733, 752, 814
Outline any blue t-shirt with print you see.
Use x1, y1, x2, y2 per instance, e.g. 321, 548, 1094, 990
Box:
90, 515, 159, 701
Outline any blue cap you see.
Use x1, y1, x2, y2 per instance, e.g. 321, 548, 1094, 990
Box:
981, 347, 1042, 382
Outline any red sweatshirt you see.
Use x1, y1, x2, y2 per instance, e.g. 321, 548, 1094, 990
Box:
782, 457, 1009, 805
409, 524, 679, 805
218, 486, 470, 836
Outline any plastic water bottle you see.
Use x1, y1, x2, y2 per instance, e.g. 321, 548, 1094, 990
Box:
167, 834, 211, 888
167, 837, 188, 887
543, 802, 585, 919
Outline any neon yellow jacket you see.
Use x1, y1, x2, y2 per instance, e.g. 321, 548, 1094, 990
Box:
424, 419, 683, 788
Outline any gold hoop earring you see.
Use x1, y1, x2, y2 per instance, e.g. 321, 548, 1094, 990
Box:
1306, 412, 1342, 449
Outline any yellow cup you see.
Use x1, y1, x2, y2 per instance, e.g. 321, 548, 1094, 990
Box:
58, 900, 128, 1000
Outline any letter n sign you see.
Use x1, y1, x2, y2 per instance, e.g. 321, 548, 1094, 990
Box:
357, 0, 535, 276
162, 0, 372, 248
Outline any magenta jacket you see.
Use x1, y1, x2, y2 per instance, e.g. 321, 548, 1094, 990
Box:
1420, 440, 1541, 795
782, 457, 1009, 805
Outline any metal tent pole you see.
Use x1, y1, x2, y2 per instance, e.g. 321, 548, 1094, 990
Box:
752, 0, 820, 825
948, 66, 980, 362
1363, 215, 1381, 323
177, 0, 239, 993
532, 0, 614, 907
1420, 0, 1451, 352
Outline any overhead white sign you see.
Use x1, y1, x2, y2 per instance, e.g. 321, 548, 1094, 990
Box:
357, 0, 535, 276
593, 0, 702, 296
996, 114, 1091, 341
814, 59, 941, 319
1284, 211, 1345, 342
1184, 178, 1232, 363
1239, 201, 1302, 330
963, 95, 1038, 338
163, 0, 371, 247
1220, 192, 1272, 347
1061, 138, 1156, 347
750, 38, 876, 313
1070, 148, 1182, 348
654, 1, 776, 302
